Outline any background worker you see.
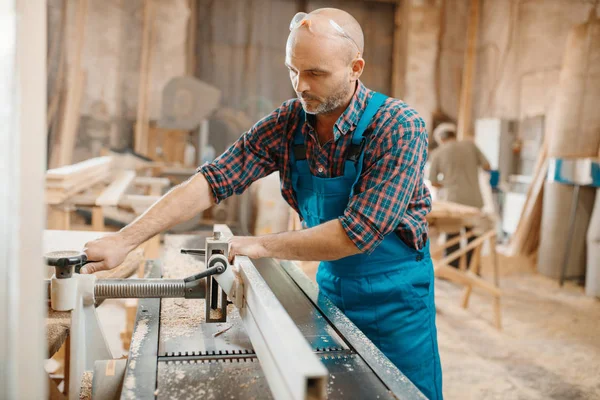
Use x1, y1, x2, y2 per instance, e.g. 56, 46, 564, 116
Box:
428, 122, 491, 268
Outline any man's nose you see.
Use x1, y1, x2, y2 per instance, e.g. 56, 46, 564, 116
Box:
294, 74, 310, 93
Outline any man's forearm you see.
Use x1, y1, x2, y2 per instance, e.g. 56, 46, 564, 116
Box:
259, 219, 361, 261
119, 173, 215, 249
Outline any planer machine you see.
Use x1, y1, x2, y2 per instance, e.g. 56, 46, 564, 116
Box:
45, 224, 425, 400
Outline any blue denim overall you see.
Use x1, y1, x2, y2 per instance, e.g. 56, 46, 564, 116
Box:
290, 93, 443, 399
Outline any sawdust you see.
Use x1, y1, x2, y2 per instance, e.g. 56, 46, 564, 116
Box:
46, 309, 71, 357
436, 251, 600, 400
160, 298, 206, 339
79, 371, 93, 400
160, 235, 208, 339
46, 250, 81, 258
129, 317, 149, 360
120, 317, 149, 399
123, 376, 136, 399
161, 235, 205, 279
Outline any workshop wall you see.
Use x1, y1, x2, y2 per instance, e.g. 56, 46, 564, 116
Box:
409, 0, 600, 134
48, 0, 396, 162
47, 0, 188, 163
194, 0, 395, 122
47, 0, 600, 163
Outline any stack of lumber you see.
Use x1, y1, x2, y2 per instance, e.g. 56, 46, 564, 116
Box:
45, 157, 112, 205
508, 151, 548, 257
429, 200, 483, 220
427, 200, 488, 235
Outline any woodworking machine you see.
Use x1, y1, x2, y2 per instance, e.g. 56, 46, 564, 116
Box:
45, 225, 425, 400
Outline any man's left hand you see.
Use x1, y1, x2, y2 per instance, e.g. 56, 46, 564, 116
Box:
228, 236, 268, 263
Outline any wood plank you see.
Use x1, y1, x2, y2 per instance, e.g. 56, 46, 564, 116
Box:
46, 172, 110, 205
133, 176, 170, 188
134, 0, 156, 155
51, 0, 88, 167
456, 0, 480, 139
213, 224, 328, 400
436, 229, 495, 267
91, 207, 105, 231
391, 0, 408, 99
46, 156, 113, 179
186, 0, 197, 75
95, 170, 136, 206
435, 265, 502, 298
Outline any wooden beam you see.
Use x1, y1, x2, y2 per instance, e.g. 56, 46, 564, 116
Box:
456, 0, 480, 140
431, 229, 477, 258
213, 224, 328, 400
186, 0, 197, 75
134, 0, 156, 156
51, 0, 88, 168
91, 207, 105, 231
133, 176, 170, 188
435, 264, 501, 298
391, 0, 408, 98
95, 170, 136, 207
436, 229, 495, 267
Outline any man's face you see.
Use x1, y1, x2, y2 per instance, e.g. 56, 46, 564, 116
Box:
285, 29, 355, 115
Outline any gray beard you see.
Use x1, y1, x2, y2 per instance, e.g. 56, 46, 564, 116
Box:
301, 85, 352, 115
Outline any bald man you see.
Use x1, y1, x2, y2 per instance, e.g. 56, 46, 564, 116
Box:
82, 8, 442, 399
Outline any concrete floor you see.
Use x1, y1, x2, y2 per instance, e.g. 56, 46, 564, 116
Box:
436, 253, 600, 400
96, 250, 600, 400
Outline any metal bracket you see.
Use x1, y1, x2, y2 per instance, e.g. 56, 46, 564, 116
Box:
203, 227, 231, 323
69, 274, 113, 397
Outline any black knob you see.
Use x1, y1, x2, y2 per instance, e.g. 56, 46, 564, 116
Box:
44, 251, 87, 267
44, 251, 88, 278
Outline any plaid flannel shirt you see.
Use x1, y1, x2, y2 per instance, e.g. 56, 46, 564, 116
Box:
198, 81, 432, 254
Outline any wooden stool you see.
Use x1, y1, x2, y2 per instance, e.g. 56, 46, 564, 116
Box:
433, 228, 502, 329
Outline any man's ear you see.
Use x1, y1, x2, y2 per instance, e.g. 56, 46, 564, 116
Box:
350, 57, 365, 81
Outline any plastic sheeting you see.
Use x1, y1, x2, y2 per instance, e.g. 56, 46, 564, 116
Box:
537, 14, 600, 279
586, 189, 600, 297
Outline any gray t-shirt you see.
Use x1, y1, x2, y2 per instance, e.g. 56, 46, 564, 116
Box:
428, 140, 490, 208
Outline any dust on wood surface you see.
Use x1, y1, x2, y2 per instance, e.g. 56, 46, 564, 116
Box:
79, 371, 93, 400
160, 235, 207, 339
47, 308, 71, 357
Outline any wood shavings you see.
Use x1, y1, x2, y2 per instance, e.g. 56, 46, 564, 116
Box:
121, 316, 149, 398
79, 371, 93, 400
128, 317, 149, 361
160, 235, 207, 340
213, 325, 232, 337
46, 309, 71, 357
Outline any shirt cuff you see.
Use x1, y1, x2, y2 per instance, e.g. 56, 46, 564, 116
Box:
338, 211, 384, 255
196, 163, 232, 204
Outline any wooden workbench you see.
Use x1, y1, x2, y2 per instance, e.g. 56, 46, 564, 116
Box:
428, 201, 502, 329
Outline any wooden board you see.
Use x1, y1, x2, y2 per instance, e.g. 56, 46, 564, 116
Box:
95, 170, 136, 207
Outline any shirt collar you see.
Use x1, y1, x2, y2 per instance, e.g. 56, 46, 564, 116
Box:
304, 81, 370, 140
334, 80, 369, 138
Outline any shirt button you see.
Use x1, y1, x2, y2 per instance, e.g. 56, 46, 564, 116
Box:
318, 166, 324, 173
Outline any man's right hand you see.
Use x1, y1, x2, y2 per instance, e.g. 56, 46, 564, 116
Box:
81, 233, 135, 274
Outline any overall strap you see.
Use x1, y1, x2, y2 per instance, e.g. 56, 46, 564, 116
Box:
291, 109, 307, 163
352, 92, 387, 145
349, 92, 388, 197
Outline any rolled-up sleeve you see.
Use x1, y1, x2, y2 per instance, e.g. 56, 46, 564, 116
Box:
197, 104, 288, 203
339, 116, 428, 254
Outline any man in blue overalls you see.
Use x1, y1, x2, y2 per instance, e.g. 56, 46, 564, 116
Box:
82, 8, 442, 399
